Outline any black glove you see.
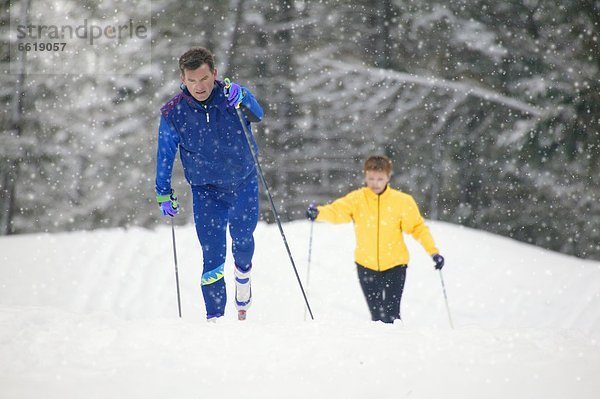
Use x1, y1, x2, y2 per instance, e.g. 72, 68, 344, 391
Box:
433, 254, 445, 270
306, 203, 319, 221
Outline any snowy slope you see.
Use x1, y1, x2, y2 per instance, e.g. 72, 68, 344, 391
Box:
1, 220, 599, 399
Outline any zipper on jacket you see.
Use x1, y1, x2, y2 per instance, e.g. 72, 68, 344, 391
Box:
203, 105, 209, 123
377, 194, 380, 271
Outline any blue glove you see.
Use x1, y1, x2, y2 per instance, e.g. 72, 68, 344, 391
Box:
156, 190, 179, 217
433, 254, 445, 270
161, 201, 178, 217
306, 202, 319, 221
223, 78, 245, 108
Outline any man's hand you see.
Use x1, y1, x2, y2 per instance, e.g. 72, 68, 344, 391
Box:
157, 190, 179, 217
224, 78, 245, 108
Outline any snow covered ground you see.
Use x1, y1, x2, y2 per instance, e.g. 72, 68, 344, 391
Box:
1, 220, 599, 398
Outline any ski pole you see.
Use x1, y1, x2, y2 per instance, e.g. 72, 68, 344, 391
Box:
438, 269, 453, 328
304, 218, 315, 321
229, 97, 314, 320
171, 218, 182, 318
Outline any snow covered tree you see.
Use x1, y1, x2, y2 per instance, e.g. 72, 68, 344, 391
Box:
1, 0, 598, 260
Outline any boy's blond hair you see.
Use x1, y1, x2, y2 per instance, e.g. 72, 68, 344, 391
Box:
364, 155, 392, 175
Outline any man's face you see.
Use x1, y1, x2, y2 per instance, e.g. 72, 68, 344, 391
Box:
365, 170, 390, 195
181, 64, 217, 102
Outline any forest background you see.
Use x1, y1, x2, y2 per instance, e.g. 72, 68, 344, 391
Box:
1, 0, 598, 260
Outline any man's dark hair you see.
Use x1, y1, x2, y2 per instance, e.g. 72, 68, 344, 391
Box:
179, 47, 215, 75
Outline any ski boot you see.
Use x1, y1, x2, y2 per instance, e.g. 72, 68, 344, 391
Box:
235, 265, 252, 321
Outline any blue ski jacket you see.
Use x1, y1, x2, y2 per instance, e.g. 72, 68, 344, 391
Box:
155, 80, 264, 196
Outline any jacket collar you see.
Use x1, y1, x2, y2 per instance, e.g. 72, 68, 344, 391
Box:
363, 185, 391, 200
179, 80, 226, 109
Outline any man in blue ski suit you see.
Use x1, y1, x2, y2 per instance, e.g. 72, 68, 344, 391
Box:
155, 47, 264, 321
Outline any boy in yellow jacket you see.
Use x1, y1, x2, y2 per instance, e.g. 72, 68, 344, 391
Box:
306, 155, 445, 323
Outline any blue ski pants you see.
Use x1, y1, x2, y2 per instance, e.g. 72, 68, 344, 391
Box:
191, 173, 259, 319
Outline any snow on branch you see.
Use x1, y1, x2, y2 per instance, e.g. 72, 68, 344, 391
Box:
322, 59, 544, 117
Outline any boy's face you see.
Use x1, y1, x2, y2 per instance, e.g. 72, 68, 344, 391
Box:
365, 170, 390, 195
181, 64, 217, 102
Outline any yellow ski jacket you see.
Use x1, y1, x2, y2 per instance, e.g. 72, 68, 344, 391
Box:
316, 186, 439, 271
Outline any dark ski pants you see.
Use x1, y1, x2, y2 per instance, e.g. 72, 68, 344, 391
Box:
356, 263, 407, 324
192, 173, 259, 319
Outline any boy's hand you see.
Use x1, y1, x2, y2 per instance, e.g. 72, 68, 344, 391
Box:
433, 254, 445, 270
306, 203, 319, 221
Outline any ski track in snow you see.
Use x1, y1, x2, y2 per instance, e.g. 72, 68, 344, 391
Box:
1, 220, 600, 398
